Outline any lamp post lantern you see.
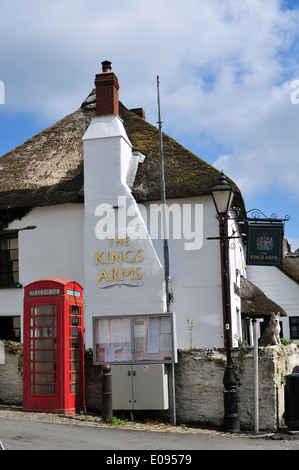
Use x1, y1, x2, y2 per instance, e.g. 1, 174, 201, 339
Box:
211, 171, 240, 433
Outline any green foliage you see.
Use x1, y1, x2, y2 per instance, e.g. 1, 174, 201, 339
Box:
2, 340, 23, 376
84, 347, 94, 364
186, 317, 194, 350
105, 416, 128, 426
280, 338, 293, 346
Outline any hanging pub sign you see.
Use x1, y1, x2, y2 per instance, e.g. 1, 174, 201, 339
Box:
246, 224, 283, 266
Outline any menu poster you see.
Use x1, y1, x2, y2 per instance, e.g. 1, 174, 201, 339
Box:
133, 316, 173, 362
95, 317, 132, 363
93, 314, 176, 364
148, 317, 159, 354
134, 319, 146, 352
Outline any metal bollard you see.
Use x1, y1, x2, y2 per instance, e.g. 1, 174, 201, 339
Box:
101, 364, 113, 421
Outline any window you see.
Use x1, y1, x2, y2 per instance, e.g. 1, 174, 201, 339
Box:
0, 232, 19, 287
289, 317, 299, 340
0, 316, 21, 341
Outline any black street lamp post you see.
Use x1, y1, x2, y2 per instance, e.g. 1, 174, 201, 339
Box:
211, 172, 240, 433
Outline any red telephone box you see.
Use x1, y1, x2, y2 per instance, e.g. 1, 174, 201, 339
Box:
23, 278, 85, 415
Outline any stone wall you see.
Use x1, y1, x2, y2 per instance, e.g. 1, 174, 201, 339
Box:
0, 341, 23, 405
1, 341, 299, 432
84, 351, 103, 411
175, 344, 299, 431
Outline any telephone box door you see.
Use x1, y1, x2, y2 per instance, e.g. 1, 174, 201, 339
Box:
23, 278, 85, 415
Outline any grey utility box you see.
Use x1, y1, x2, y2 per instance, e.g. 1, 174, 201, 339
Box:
111, 364, 169, 410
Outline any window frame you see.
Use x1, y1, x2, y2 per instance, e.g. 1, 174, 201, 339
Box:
289, 316, 299, 340
0, 231, 19, 288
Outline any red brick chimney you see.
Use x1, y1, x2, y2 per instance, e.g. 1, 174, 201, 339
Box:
95, 60, 119, 116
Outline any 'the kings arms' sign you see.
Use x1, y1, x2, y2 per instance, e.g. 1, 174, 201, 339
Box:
246, 224, 283, 266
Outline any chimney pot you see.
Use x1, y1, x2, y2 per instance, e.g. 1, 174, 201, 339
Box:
101, 60, 112, 73
130, 108, 146, 120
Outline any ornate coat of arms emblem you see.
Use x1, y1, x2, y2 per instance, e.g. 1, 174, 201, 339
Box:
256, 232, 274, 251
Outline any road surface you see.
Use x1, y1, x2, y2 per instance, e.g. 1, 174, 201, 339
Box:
0, 416, 298, 451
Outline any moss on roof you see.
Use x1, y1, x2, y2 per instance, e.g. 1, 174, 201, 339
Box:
278, 257, 299, 286
0, 105, 92, 208
240, 276, 287, 318
0, 89, 246, 213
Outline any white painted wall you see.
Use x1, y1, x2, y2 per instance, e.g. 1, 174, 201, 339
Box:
82, 115, 166, 347
0, 196, 246, 349
228, 215, 247, 344
0, 204, 84, 341
246, 264, 299, 341
141, 196, 246, 349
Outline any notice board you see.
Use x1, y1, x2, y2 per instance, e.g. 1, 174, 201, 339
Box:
93, 313, 177, 365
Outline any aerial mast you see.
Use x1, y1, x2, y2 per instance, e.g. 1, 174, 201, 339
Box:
157, 76, 176, 426
157, 75, 170, 312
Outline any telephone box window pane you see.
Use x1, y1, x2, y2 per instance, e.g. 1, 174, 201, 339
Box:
71, 306, 80, 316
71, 338, 79, 349
34, 385, 53, 395
71, 327, 79, 337
71, 372, 81, 382
34, 327, 54, 338
71, 350, 81, 360
33, 305, 55, 316
34, 316, 53, 327
71, 383, 82, 394
33, 361, 54, 372
71, 316, 79, 326
34, 338, 53, 349
35, 373, 54, 384
34, 350, 53, 361
71, 361, 81, 371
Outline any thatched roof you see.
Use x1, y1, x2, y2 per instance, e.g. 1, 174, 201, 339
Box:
240, 276, 287, 318
0, 89, 246, 213
0, 105, 91, 209
278, 254, 299, 285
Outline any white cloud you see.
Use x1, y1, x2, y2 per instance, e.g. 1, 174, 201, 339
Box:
288, 238, 299, 252
1, 0, 299, 219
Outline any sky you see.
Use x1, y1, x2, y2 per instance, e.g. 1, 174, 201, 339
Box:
0, 0, 299, 250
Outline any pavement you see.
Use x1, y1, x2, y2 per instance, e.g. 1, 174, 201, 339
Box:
0, 404, 297, 442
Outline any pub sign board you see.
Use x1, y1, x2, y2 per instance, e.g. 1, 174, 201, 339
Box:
246, 224, 283, 266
